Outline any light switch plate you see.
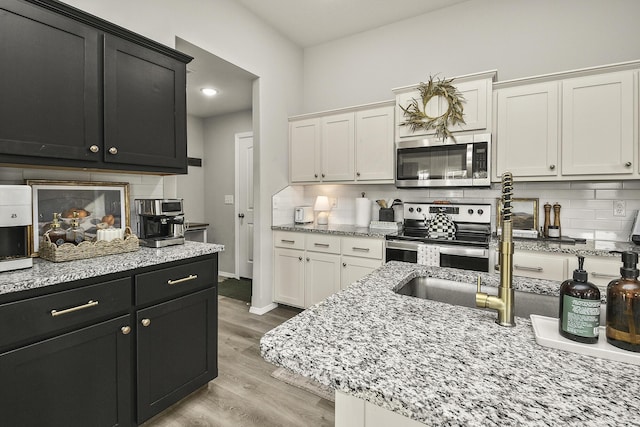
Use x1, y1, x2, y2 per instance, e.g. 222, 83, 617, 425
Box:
224, 195, 234, 205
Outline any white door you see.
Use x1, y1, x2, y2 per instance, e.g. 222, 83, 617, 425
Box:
236, 132, 254, 279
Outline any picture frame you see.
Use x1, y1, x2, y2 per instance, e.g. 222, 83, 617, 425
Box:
496, 197, 539, 231
27, 180, 130, 255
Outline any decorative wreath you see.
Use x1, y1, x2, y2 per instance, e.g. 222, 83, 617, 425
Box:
399, 75, 466, 141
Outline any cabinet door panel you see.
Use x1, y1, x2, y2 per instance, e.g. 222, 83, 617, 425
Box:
0, 1, 100, 162
450, 79, 489, 132
496, 82, 559, 177
355, 106, 394, 181
290, 118, 321, 182
562, 72, 634, 175
0, 315, 132, 427
341, 256, 382, 290
104, 35, 187, 171
136, 287, 217, 423
273, 247, 305, 307
321, 113, 355, 181
305, 252, 340, 307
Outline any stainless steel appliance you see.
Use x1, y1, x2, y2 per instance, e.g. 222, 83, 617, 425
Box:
135, 199, 185, 247
632, 210, 640, 245
396, 133, 491, 188
294, 206, 314, 224
385, 202, 492, 272
0, 185, 33, 272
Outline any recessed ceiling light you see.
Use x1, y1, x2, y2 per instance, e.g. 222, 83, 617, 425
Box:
200, 87, 218, 96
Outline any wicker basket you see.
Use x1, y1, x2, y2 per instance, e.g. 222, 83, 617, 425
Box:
39, 227, 140, 262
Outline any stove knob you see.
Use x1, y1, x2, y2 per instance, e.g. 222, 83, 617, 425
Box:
408, 207, 414, 213
416, 207, 422, 213
478, 209, 484, 215
468, 209, 474, 215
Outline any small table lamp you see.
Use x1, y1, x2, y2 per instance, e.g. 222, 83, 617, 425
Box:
314, 196, 331, 225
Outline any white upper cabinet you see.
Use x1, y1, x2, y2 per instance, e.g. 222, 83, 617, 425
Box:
495, 82, 560, 178
355, 105, 395, 181
289, 101, 394, 184
561, 71, 635, 176
393, 72, 495, 142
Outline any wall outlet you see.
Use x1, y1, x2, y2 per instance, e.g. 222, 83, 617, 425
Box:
330, 198, 337, 208
224, 195, 234, 205
613, 200, 626, 217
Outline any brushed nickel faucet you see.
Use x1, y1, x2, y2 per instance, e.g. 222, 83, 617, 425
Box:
476, 172, 516, 327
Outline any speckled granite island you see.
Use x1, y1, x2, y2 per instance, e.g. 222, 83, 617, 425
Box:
0, 241, 223, 426
261, 261, 640, 426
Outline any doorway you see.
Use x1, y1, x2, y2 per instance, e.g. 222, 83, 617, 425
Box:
235, 132, 254, 279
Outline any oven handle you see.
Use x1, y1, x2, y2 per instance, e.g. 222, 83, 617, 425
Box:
386, 240, 488, 258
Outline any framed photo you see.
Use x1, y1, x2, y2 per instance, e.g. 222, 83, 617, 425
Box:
27, 180, 130, 254
496, 197, 539, 231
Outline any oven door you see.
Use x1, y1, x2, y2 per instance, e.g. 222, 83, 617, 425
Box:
385, 240, 490, 272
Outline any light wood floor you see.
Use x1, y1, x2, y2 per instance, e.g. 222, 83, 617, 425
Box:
142, 296, 335, 427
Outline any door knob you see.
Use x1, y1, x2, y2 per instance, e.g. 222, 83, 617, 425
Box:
238, 213, 245, 218
121, 326, 131, 335
625, 161, 632, 167
89, 145, 100, 153
108, 146, 118, 155
141, 318, 151, 327
549, 164, 555, 170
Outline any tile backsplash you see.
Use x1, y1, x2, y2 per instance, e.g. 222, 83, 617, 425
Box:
274, 180, 640, 243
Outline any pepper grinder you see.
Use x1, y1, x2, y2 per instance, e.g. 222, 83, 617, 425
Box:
543, 202, 551, 238
550, 202, 561, 238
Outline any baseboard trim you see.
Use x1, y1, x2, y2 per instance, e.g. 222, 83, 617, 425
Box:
218, 271, 238, 279
249, 303, 278, 315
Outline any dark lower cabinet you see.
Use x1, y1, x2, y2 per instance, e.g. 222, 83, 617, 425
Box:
136, 287, 218, 423
0, 315, 132, 427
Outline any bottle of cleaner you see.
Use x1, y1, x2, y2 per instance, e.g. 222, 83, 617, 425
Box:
559, 255, 601, 344
606, 251, 640, 352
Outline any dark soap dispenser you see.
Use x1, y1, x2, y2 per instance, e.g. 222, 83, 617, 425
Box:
606, 251, 640, 352
559, 255, 601, 343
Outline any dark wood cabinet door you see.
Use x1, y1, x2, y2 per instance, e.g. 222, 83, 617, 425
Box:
0, 315, 132, 427
104, 34, 187, 172
0, 0, 101, 162
136, 287, 217, 423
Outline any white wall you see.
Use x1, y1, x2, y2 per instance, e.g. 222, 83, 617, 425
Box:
176, 115, 206, 222
203, 110, 253, 276
303, 0, 640, 112
57, 0, 304, 312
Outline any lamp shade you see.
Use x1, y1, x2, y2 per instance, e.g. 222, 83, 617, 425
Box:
314, 196, 331, 211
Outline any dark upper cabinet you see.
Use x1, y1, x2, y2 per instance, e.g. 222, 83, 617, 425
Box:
0, 0, 191, 174
104, 35, 187, 171
0, 0, 101, 163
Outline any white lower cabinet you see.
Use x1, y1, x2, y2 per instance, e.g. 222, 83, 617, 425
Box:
273, 231, 383, 308
336, 390, 423, 427
512, 251, 568, 281
583, 255, 620, 289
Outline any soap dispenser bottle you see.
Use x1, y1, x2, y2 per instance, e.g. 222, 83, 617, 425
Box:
606, 251, 640, 352
559, 255, 601, 343
65, 211, 85, 245
45, 213, 67, 247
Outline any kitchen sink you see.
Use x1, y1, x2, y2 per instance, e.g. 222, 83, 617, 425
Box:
394, 277, 560, 319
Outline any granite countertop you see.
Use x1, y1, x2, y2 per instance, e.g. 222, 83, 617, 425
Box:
260, 261, 639, 426
272, 223, 397, 238
0, 241, 224, 297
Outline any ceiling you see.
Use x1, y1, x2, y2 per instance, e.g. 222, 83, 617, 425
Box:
235, 0, 470, 47
181, 0, 469, 118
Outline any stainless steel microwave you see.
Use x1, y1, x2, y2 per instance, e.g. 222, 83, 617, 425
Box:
395, 133, 491, 188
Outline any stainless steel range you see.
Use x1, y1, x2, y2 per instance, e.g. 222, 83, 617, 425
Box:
385, 202, 492, 272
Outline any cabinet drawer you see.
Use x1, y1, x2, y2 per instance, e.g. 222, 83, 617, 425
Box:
512, 252, 567, 281
274, 231, 305, 250
306, 234, 341, 254
341, 237, 383, 259
0, 277, 131, 350
584, 256, 620, 289
136, 259, 215, 306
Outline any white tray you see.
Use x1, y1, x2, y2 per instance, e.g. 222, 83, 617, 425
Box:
530, 314, 640, 366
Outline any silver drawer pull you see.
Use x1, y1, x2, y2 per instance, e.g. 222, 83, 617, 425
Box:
591, 272, 617, 279
168, 274, 198, 285
352, 247, 370, 252
51, 300, 99, 317
314, 243, 330, 247
281, 239, 296, 244
514, 264, 543, 272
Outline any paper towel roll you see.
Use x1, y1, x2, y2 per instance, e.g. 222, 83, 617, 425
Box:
355, 198, 372, 227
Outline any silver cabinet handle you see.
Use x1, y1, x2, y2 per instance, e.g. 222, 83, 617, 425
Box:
549, 164, 555, 170
281, 239, 295, 244
89, 145, 99, 153
352, 247, 370, 252
121, 326, 131, 335
108, 146, 118, 155
591, 272, 617, 278
51, 300, 99, 317
314, 243, 330, 247
141, 318, 151, 327
514, 264, 543, 272
167, 274, 198, 285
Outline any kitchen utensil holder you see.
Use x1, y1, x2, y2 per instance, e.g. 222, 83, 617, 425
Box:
379, 208, 394, 222
39, 227, 139, 262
